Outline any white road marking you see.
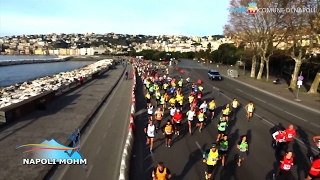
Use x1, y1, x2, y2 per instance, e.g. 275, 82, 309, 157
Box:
103, 132, 107, 138
53, 69, 126, 180
228, 83, 308, 122
283, 111, 308, 122
255, 97, 266, 103
310, 122, 320, 128
86, 165, 93, 178
108, 122, 112, 128
236, 89, 243, 92
195, 141, 204, 153
96, 146, 101, 155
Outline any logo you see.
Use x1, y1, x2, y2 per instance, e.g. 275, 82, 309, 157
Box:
229, 1, 259, 14
247, 2, 258, 14
17, 128, 87, 168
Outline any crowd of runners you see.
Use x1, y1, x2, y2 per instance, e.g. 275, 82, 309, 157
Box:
132, 59, 320, 180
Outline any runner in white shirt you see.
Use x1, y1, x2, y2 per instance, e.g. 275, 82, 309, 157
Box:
144, 120, 156, 153
147, 103, 154, 121
186, 108, 196, 134
169, 106, 176, 123
199, 101, 208, 125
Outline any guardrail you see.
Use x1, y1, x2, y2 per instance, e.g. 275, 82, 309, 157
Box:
119, 67, 136, 180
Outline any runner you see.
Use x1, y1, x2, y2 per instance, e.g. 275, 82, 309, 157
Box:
231, 98, 239, 119
216, 118, 227, 142
219, 135, 229, 166
304, 157, 320, 180
221, 104, 231, 122
272, 129, 286, 156
145, 120, 156, 153
199, 101, 208, 125
196, 91, 202, 107
169, 106, 177, 122
283, 125, 297, 151
162, 120, 174, 147
186, 107, 196, 134
237, 135, 249, 166
147, 103, 154, 121
152, 162, 172, 180
173, 109, 183, 135
203, 143, 221, 180
273, 150, 295, 180
245, 101, 254, 121
160, 95, 165, 112
197, 108, 206, 132
186, 77, 190, 88
155, 90, 161, 107
146, 91, 151, 104
154, 108, 164, 130
208, 99, 216, 120
310, 135, 320, 162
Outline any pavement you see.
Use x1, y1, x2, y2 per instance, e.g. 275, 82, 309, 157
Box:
50, 66, 133, 180
129, 60, 320, 180
0, 66, 125, 180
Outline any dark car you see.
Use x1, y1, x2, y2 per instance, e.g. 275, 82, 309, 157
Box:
208, 70, 222, 80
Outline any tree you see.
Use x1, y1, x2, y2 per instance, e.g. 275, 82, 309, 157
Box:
282, 0, 315, 89
308, 71, 320, 93
224, 0, 285, 81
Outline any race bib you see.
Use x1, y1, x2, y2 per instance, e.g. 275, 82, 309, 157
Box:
212, 158, 216, 162
288, 134, 293, 138
283, 164, 291, 170
240, 148, 246, 152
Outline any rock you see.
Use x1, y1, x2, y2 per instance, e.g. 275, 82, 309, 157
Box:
0, 59, 114, 109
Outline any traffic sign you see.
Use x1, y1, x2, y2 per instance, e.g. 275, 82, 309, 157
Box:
298, 76, 304, 81
297, 80, 303, 86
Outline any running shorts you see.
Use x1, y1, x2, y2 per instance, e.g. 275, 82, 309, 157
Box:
156, 98, 160, 102
148, 114, 152, 117
146, 99, 151, 103
165, 134, 173, 139
207, 164, 216, 174
218, 130, 225, 134
219, 150, 228, 155
209, 109, 214, 113
147, 136, 154, 139
239, 151, 247, 158
222, 114, 228, 117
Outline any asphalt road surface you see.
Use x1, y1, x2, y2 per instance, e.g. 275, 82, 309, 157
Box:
49, 67, 132, 180
129, 60, 320, 180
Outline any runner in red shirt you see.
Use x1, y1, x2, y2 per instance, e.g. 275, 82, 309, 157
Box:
273, 150, 294, 180
284, 125, 297, 151
173, 110, 182, 135
305, 158, 320, 180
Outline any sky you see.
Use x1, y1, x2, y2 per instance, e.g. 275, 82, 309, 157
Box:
0, 0, 230, 37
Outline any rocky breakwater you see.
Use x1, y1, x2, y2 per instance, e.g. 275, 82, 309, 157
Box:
0, 59, 114, 108
0, 56, 73, 66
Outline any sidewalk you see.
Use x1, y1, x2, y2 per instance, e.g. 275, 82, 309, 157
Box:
207, 64, 320, 109
0, 66, 125, 180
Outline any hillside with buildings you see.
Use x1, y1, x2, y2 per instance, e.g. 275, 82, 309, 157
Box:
0, 33, 229, 56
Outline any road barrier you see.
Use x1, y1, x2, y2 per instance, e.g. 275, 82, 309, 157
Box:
119, 67, 136, 180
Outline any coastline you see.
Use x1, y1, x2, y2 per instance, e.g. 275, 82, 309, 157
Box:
0, 56, 72, 66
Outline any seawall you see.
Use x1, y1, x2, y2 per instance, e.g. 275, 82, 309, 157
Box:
0, 56, 73, 66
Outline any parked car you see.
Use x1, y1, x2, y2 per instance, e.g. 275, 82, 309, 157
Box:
208, 70, 222, 80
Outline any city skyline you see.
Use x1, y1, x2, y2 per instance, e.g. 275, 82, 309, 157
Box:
0, 0, 230, 37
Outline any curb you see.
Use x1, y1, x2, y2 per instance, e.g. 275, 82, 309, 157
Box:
36, 65, 127, 180
204, 64, 320, 114
118, 67, 136, 180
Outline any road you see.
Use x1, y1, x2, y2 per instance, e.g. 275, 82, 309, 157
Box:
129, 60, 320, 180
49, 67, 132, 180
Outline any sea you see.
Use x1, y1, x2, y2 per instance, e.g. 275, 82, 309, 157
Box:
0, 55, 93, 87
